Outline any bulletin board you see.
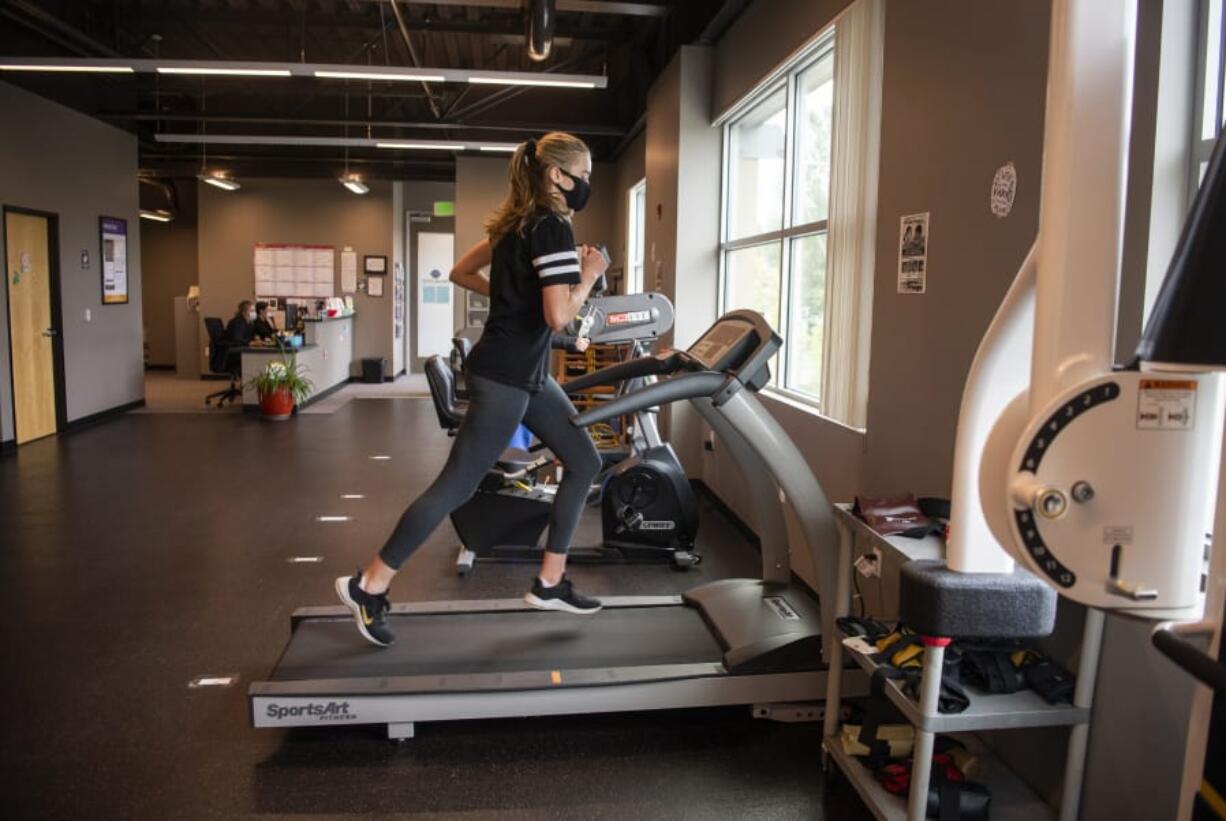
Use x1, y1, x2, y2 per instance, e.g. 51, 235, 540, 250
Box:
253, 243, 335, 298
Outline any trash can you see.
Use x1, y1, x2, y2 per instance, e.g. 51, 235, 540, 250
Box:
361, 357, 386, 384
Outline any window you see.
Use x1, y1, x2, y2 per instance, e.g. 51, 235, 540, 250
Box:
627, 179, 646, 293
1193, 0, 1226, 191
717, 0, 882, 428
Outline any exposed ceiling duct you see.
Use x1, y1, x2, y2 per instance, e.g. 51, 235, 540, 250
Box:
526, 0, 557, 62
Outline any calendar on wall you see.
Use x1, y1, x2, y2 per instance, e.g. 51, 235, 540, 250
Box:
253, 243, 335, 298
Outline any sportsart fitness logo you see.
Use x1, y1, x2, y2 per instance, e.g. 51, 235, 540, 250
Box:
266, 701, 355, 723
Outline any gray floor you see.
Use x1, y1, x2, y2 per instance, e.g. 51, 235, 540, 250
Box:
0, 397, 869, 820
139, 370, 429, 415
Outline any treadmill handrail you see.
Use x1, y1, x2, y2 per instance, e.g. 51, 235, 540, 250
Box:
562, 352, 681, 394
572, 372, 729, 427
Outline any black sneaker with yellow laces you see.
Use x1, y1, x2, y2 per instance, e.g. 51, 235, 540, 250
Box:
335, 571, 395, 647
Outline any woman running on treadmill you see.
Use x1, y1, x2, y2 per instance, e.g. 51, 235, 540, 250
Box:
336, 132, 609, 647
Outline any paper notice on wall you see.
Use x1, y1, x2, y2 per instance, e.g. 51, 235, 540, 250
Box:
100, 216, 128, 304
340, 248, 358, 293
897, 212, 929, 294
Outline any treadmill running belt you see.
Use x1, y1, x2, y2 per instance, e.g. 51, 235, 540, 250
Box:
271, 606, 724, 681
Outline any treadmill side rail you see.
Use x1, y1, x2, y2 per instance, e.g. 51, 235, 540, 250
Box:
250, 669, 857, 732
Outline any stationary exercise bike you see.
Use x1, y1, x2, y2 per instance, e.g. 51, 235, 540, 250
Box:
425, 291, 702, 574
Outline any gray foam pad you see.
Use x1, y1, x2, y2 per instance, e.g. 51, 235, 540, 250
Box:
899, 559, 1057, 639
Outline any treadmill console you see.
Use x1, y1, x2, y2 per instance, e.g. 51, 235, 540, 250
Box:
686, 311, 781, 390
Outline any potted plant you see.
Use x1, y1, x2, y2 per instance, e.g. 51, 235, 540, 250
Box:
246, 347, 313, 421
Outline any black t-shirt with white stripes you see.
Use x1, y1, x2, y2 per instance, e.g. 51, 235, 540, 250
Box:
466, 210, 581, 393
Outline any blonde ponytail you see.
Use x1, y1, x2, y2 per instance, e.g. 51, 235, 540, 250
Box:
485, 132, 589, 246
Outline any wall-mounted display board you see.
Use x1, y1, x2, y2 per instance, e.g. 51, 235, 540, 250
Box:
254, 243, 335, 298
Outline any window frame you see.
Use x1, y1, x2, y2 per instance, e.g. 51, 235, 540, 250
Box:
717, 36, 836, 410
627, 178, 646, 294
1191, 0, 1226, 194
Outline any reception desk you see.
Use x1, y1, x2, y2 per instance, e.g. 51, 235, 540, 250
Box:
240, 314, 355, 408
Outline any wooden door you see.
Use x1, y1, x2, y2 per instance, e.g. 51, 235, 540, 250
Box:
5, 210, 60, 443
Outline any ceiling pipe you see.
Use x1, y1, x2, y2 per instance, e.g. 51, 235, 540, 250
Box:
386, 0, 443, 119
526, 0, 557, 62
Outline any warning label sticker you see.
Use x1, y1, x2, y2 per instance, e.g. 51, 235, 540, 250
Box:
1137, 379, 1196, 430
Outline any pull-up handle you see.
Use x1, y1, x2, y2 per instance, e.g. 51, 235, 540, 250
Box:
572, 372, 728, 428
562, 352, 681, 393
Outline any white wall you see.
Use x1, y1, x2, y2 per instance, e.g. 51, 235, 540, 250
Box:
0, 80, 144, 442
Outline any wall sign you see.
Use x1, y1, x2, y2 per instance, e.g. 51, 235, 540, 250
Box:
416, 232, 454, 358
100, 216, 129, 304
991, 162, 1017, 218
897, 212, 929, 294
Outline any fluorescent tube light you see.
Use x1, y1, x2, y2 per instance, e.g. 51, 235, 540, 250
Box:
158, 67, 291, 77
479, 145, 517, 152
467, 76, 596, 88
139, 210, 173, 222
0, 64, 134, 74
376, 142, 466, 151
315, 70, 445, 82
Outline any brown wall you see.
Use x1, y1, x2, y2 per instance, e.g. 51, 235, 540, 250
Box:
611, 131, 646, 292
140, 179, 198, 367
714, 0, 855, 120
861, 0, 1051, 497
453, 155, 618, 330
197, 178, 394, 376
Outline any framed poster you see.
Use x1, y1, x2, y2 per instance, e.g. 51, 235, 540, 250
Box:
99, 216, 129, 304
364, 254, 387, 275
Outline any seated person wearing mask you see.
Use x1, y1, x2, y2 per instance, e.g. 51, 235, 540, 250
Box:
224, 300, 272, 348
253, 301, 278, 342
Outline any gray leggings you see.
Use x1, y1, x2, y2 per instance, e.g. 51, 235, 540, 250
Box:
379, 373, 602, 570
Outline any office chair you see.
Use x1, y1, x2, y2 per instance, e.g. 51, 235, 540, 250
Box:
203, 317, 243, 407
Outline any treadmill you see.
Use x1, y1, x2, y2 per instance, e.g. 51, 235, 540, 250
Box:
250, 310, 864, 739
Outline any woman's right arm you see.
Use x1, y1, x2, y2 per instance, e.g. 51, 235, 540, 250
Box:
449, 240, 492, 297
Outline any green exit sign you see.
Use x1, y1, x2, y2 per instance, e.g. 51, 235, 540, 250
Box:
433, 201, 455, 217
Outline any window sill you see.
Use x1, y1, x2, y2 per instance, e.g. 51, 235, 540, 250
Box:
761, 387, 867, 435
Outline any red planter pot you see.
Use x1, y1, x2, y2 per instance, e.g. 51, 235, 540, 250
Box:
259, 387, 295, 420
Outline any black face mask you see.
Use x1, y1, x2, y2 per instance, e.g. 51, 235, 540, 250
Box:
557, 168, 591, 212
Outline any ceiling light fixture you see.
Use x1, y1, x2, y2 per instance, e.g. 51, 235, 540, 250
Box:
376, 141, 466, 151
0, 58, 606, 87
139, 209, 174, 222
0, 63, 133, 73
315, 70, 446, 82
478, 145, 517, 152
467, 76, 596, 88
340, 176, 369, 195
199, 174, 241, 191
157, 67, 291, 77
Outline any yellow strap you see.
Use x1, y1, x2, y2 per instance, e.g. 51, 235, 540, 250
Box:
1201, 780, 1226, 819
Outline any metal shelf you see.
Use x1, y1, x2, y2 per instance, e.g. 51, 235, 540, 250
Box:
839, 633, 1090, 733
825, 737, 1057, 821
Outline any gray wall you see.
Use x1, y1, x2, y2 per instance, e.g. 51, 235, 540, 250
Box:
196, 178, 393, 377
140, 179, 198, 367
0, 80, 144, 442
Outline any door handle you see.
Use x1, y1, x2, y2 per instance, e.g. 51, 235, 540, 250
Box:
41, 328, 58, 338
